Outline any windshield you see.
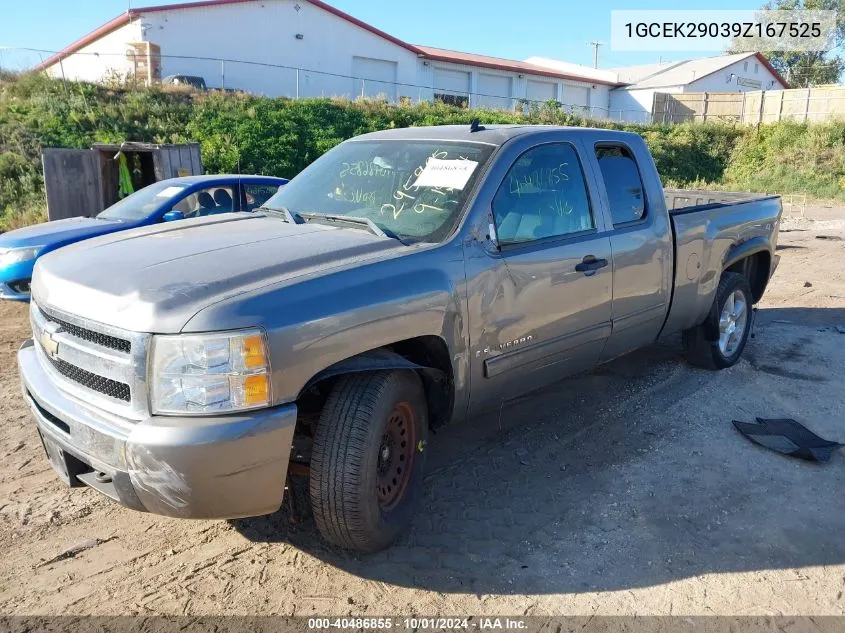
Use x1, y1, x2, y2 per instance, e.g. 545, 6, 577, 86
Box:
262, 139, 495, 243
97, 181, 189, 221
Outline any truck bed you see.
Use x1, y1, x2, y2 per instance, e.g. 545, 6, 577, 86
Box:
664, 189, 778, 215
660, 190, 782, 337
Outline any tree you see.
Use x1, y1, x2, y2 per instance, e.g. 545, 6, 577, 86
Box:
730, 0, 844, 87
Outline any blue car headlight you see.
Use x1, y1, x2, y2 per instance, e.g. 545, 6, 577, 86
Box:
0, 246, 42, 268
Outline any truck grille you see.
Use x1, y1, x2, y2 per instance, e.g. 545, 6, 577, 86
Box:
30, 301, 150, 419
39, 306, 131, 353
44, 354, 131, 402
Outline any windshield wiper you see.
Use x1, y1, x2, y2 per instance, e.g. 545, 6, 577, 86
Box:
298, 212, 403, 242
257, 205, 303, 224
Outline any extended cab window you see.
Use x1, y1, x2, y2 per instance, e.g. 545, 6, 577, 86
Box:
492, 143, 594, 245
595, 145, 646, 225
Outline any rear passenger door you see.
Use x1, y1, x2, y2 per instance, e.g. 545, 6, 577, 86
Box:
591, 142, 673, 362
470, 141, 614, 405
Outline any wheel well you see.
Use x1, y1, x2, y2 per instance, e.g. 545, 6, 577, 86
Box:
388, 336, 454, 429
294, 336, 455, 438
725, 251, 770, 302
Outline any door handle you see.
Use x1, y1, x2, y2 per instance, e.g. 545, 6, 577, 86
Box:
575, 255, 609, 274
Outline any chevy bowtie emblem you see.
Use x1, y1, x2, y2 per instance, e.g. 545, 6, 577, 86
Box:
40, 330, 60, 359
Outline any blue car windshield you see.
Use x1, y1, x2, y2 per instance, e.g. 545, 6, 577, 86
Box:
97, 181, 189, 221
262, 140, 495, 243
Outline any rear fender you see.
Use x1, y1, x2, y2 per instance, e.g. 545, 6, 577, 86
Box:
723, 236, 771, 271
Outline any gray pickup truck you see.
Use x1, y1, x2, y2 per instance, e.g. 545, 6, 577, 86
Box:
19, 125, 781, 552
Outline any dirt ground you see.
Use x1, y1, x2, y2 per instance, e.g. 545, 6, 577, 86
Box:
0, 203, 844, 617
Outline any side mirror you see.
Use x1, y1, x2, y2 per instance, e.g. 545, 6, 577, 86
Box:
162, 210, 184, 222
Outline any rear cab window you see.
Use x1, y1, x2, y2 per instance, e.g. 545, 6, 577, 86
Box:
594, 145, 647, 226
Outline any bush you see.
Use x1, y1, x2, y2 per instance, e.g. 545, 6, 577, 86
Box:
3, 73, 845, 229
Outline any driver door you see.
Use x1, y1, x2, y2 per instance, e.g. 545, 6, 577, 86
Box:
467, 141, 614, 409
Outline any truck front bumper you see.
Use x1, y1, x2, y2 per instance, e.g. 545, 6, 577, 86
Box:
18, 339, 297, 519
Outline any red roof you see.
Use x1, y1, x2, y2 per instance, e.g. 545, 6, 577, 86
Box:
753, 52, 790, 89
415, 46, 617, 86
34, 0, 618, 86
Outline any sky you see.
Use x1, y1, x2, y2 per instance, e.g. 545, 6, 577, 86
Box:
0, 0, 764, 72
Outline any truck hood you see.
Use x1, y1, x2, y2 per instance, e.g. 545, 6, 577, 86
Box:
0, 216, 125, 249
32, 213, 406, 333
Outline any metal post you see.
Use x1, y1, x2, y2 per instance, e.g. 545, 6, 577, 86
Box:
804, 88, 811, 122
296, 68, 300, 99
57, 56, 69, 97
221, 59, 225, 90
131, 51, 137, 89
361, 79, 365, 99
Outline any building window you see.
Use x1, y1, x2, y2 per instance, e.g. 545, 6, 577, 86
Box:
744, 61, 748, 71
754, 63, 759, 74
434, 93, 469, 108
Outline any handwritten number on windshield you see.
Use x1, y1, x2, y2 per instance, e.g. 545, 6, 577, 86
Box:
381, 150, 450, 220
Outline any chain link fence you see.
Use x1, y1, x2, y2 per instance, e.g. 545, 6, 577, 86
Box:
0, 46, 661, 124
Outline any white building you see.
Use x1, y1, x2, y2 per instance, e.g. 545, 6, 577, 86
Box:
36, 2, 788, 123
606, 52, 789, 123
36, 0, 616, 113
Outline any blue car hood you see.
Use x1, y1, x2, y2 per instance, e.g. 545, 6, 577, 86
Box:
0, 217, 126, 249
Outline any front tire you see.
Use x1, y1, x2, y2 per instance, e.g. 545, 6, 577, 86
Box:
310, 370, 427, 552
683, 272, 753, 370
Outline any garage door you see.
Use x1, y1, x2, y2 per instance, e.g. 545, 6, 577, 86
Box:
352, 56, 397, 101
434, 68, 470, 107
476, 73, 512, 109
565, 85, 590, 114
526, 79, 556, 103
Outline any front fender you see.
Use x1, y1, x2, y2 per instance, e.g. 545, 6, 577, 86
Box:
182, 242, 469, 408
301, 348, 445, 394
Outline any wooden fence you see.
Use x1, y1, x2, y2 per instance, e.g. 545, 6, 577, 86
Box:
653, 86, 845, 125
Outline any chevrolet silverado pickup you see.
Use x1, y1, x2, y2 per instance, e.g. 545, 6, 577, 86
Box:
19, 125, 781, 552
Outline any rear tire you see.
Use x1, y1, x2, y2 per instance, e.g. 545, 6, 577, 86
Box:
310, 370, 427, 552
683, 272, 753, 370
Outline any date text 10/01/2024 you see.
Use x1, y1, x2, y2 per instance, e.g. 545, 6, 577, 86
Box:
307, 618, 528, 630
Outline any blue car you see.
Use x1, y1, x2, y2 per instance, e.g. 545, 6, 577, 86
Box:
0, 174, 287, 301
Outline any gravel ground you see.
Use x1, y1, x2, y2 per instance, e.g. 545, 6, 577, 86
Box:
0, 205, 844, 616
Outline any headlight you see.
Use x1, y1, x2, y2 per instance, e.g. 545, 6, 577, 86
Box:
0, 246, 42, 268
150, 329, 271, 415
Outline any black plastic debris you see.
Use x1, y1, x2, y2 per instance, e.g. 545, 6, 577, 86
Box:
733, 418, 843, 463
